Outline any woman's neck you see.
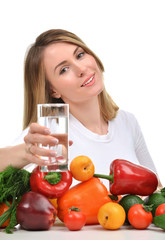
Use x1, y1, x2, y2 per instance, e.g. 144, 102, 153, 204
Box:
69, 98, 108, 135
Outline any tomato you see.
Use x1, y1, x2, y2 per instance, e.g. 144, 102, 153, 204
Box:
97, 202, 126, 230
63, 207, 86, 231
128, 204, 153, 229
155, 203, 165, 216
0, 202, 11, 228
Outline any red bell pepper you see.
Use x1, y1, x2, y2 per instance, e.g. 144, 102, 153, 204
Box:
17, 191, 57, 230
30, 166, 72, 198
94, 159, 158, 196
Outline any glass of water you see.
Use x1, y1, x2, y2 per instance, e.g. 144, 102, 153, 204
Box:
37, 103, 69, 172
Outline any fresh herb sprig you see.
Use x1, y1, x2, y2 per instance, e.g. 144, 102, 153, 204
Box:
0, 166, 31, 233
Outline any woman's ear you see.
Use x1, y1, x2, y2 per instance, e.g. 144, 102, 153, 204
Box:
48, 83, 62, 99
51, 90, 61, 99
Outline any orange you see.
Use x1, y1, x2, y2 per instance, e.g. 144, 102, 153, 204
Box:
97, 202, 126, 230
0, 202, 10, 228
70, 155, 95, 181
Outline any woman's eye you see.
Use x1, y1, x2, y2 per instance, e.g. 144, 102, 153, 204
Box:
77, 52, 85, 59
60, 67, 68, 75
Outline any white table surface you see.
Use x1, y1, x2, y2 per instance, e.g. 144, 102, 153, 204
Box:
0, 220, 165, 240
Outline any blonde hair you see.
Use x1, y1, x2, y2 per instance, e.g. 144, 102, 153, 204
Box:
23, 29, 119, 129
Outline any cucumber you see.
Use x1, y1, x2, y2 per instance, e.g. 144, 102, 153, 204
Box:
153, 214, 165, 230
144, 188, 165, 216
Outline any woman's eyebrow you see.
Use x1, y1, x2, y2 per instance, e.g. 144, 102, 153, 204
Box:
54, 46, 80, 72
73, 46, 80, 55
54, 60, 67, 72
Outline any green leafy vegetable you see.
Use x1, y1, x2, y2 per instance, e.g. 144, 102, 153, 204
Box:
0, 166, 31, 233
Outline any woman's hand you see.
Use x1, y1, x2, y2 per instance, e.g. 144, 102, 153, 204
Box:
24, 123, 60, 166
0, 123, 73, 171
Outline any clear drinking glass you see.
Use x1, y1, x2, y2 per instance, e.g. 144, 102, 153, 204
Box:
37, 103, 69, 172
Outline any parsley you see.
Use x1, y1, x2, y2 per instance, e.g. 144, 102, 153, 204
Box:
0, 166, 31, 233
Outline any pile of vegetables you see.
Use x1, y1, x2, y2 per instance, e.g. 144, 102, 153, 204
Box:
0, 166, 31, 233
0, 156, 165, 233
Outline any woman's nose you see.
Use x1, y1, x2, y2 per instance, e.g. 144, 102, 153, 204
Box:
74, 62, 86, 77
78, 72, 83, 77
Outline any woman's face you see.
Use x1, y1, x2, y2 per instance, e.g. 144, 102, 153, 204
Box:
43, 42, 104, 104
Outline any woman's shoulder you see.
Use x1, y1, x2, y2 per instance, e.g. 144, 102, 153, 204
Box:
114, 109, 138, 125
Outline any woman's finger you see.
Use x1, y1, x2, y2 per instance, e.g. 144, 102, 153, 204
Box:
29, 122, 51, 135
29, 144, 57, 158
24, 151, 51, 166
69, 140, 73, 146
24, 133, 59, 146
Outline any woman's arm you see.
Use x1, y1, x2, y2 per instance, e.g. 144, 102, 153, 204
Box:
0, 144, 29, 171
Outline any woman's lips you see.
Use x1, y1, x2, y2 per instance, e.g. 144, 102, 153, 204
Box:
81, 74, 95, 87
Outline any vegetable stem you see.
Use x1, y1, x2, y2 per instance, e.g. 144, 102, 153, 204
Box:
93, 173, 114, 183
143, 204, 154, 212
44, 172, 62, 185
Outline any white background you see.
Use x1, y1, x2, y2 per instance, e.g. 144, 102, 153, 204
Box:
0, 0, 165, 184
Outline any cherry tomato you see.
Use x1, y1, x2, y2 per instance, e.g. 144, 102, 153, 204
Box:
64, 207, 86, 231
155, 203, 165, 216
128, 204, 153, 229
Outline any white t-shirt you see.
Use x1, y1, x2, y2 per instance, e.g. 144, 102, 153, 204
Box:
13, 109, 157, 190
68, 110, 157, 189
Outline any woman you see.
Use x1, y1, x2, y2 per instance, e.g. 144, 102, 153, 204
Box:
1, 29, 160, 188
